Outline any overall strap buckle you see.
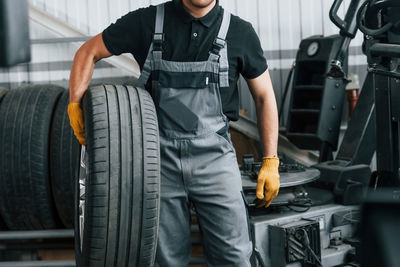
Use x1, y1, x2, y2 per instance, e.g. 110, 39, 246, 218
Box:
211, 37, 226, 55
153, 33, 164, 51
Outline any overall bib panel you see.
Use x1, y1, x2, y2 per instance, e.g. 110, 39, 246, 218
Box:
138, 4, 252, 266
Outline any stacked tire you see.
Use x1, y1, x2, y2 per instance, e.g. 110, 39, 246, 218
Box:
0, 85, 64, 229
50, 90, 80, 229
0, 87, 8, 230
0, 84, 160, 267
0, 88, 6, 100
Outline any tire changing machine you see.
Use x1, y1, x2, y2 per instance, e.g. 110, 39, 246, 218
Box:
244, 1, 368, 265
240, 153, 363, 267
237, 0, 400, 266
239, 2, 369, 266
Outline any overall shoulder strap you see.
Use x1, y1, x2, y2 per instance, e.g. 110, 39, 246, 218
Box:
216, 8, 231, 46
210, 8, 231, 56
138, 3, 165, 87
153, 3, 165, 51
209, 8, 231, 88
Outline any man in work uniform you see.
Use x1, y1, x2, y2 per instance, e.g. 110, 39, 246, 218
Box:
68, 0, 280, 266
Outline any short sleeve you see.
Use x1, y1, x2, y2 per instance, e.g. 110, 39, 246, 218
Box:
102, 11, 136, 55
102, 7, 155, 57
239, 22, 268, 80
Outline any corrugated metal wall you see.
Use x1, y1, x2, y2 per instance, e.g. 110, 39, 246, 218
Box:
0, 0, 368, 122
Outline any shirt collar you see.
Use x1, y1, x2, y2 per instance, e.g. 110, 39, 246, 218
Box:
173, 0, 221, 28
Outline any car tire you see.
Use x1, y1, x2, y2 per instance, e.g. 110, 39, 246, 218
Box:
0, 87, 7, 230
50, 89, 80, 229
0, 85, 64, 229
75, 85, 160, 267
0, 88, 6, 101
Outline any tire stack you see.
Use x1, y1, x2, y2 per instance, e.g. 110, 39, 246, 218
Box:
0, 84, 160, 267
0, 85, 64, 229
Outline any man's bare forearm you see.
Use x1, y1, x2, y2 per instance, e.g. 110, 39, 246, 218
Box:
246, 69, 279, 157
248, 69, 280, 206
255, 95, 279, 157
69, 48, 96, 103
69, 33, 112, 103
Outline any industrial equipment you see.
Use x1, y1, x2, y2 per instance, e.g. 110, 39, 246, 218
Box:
237, 152, 361, 267
0, 0, 30, 67
240, 0, 400, 266
286, 35, 348, 161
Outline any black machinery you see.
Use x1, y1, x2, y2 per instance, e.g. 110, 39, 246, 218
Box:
239, 0, 400, 266
0, 0, 30, 67
238, 152, 360, 267
358, 0, 400, 187
286, 35, 348, 162
286, 0, 363, 163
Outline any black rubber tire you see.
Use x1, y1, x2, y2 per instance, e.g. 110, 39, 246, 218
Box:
0, 219, 7, 230
0, 85, 64, 230
50, 90, 80, 229
0, 88, 6, 230
0, 88, 6, 101
75, 85, 160, 267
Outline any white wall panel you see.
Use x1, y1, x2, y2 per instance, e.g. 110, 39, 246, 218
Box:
0, 71, 9, 86
65, 0, 90, 33
44, 0, 67, 21
300, 0, 324, 38
219, 0, 237, 13
322, 0, 345, 36
64, 0, 82, 32
109, 0, 131, 25
131, 0, 153, 12
8, 67, 29, 85
1, 0, 369, 119
258, 0, 280, 67
87, 0, 110, 35
150, 0, 168, 6
278, 0, 301, 69
27, 0, 357, 54
30, 0, 45, 11
236, 0, 260, 34
278, 0, 302, 50
26, 0, 360, 51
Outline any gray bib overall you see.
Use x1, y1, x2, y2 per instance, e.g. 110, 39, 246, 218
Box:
138, 4, 252, 266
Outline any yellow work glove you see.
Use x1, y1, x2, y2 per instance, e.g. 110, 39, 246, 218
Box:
67, 102, 86, 145
255, 157, 280, 208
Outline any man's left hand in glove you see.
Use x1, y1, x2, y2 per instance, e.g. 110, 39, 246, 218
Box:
255, 156, 280, 208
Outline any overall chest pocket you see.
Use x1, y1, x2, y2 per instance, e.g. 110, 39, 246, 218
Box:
159, 71, 218, 89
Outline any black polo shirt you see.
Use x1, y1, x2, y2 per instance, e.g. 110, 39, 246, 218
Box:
102, 0, 267, 121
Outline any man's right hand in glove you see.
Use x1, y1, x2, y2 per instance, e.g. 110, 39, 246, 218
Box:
68, 33, 112, 145
68, 102, 85, 145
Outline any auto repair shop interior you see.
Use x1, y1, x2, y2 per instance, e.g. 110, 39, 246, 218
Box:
0, 0, 399, 267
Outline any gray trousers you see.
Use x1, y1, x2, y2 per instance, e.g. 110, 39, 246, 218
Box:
155, 132, 253, 267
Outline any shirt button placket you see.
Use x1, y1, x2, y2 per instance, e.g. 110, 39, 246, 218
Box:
191, 22, 200, 41
190, 22, 201, 51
